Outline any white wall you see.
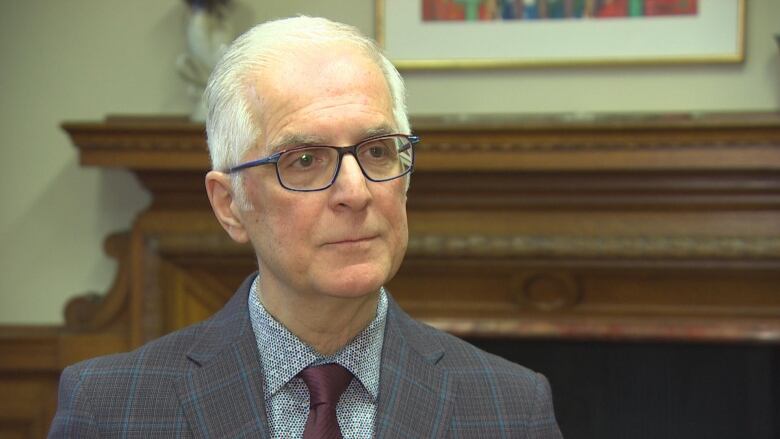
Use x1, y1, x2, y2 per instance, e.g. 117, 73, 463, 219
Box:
1, 0, 778, 324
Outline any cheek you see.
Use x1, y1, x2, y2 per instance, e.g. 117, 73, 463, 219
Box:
382, 186, 409, 243
387, 199, 408, 272
264, 194, 324, 245
397, 211, 409, 249
243, 183, 297, 247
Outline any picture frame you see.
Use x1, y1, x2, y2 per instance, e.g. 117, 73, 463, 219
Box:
375, 0, 745, 70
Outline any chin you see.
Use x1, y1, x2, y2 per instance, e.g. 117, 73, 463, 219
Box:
318, 264, 390, 299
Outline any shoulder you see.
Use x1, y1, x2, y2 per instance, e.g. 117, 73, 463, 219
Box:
52, 289, 247, 429
49, 320, 211, 437
61, 273, 254, 393
390, 304, 537, 382
50, 275, 255, 436
59, 319, 208, 403
393, 311, 561, 436
65, 319, 206, 380
407, 316, 540, 385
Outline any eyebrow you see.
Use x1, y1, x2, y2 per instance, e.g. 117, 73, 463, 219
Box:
267, 133, 324, 154
266, 123, 398, 154
363, 123, 397, 138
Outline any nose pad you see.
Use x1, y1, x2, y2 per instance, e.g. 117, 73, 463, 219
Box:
330, 153, 372, 204
335, 154, 366, 184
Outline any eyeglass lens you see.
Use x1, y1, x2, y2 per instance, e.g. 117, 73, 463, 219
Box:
276, 136, 413, 191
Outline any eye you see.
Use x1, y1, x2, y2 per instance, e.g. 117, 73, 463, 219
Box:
296, 152, 314, 168
279, 147, 333, 172
361, 140, 395, 162
368, 145, 388, 158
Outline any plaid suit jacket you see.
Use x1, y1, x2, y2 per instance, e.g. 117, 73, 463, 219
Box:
49, 274, 562, 438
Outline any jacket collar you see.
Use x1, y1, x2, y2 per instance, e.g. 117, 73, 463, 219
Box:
374, 297, 456, 438
175, 274, 271, 438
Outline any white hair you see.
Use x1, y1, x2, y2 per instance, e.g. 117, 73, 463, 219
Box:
204, 16, 410, 208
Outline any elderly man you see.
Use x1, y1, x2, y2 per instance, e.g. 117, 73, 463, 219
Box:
49, 16, 562, 438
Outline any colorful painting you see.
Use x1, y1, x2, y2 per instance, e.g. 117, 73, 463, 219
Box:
422, 0, 698, 22
377, 0, 741, 69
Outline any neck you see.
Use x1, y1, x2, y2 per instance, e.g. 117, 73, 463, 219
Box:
257, 280, 380, 356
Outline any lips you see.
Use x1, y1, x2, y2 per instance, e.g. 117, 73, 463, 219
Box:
325, 235, 377, 246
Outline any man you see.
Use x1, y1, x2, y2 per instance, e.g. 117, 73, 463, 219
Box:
49, 16, 562, 438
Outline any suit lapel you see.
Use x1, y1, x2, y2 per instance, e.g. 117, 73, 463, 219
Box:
172, 279, 457, 438
175, 275, 271, 439
374, 298, 456, 438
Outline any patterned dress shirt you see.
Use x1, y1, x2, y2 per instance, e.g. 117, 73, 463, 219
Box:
248, 275, 388, 438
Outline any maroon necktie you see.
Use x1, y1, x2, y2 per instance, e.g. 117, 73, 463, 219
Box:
299, 363, 354, 439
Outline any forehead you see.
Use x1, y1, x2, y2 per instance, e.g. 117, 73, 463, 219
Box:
260, 42, 386, 90
247, 43, 395, 147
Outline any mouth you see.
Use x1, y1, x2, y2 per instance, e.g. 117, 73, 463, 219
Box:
325, 235, 378, 246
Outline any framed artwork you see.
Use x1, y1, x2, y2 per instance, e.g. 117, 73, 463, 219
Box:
375, 0, 745, 69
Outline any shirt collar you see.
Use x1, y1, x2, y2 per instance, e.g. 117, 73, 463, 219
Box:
248, 275, 387, 402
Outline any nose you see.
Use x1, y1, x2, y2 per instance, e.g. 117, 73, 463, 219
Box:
329, 154, 371, 210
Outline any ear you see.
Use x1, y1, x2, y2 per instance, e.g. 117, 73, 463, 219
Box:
205, 171, 249, 244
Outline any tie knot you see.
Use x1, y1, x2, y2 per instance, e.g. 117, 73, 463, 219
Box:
299, 364, 353, 408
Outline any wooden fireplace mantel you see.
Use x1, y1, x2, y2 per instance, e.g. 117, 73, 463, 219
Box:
2, 112, 780, 437
57, 112, 780, 346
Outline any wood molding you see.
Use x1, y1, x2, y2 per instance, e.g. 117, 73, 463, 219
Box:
62, 112, 780, 171
427, 315, 780, 344
407, 234, 780, 259
64, 233, 131, 332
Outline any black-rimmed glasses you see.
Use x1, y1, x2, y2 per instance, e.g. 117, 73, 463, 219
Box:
226, 134, 418, 192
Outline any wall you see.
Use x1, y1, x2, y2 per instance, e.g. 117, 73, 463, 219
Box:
1, 0, 778, 324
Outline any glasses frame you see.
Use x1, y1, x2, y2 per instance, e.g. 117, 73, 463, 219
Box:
226, 133, 419, 192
